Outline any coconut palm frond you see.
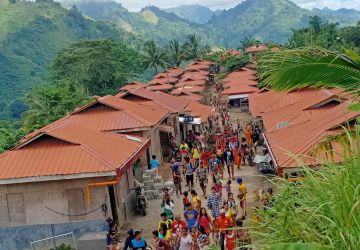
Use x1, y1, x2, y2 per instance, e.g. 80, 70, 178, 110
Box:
258, 47, 360, 95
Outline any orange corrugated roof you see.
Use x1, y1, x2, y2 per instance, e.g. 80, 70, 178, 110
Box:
265, 102, 359, 169
245, 44, 269, 53
172, 92, 203, 102
183, 101, 216, 122
65, 95, 167, 132
149, 76, 178, 84
180, 76, 207, 82
117, 88, 188, 113
175, 80, 206, 88
170, 86, 204, 95
222, 85, 258, 95
262, 89, 346, 131
119, 81, 144, 91
145, 82, 173, 91
0, 123, 150, 182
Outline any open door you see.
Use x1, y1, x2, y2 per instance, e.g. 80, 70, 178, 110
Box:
108, 186, 119, 223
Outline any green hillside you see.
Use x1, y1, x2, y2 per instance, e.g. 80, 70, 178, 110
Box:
313, 8, 360, 27
68, 1, 209, 45
0, 0, 134, 119
207, 0, 312, 46
164, 5, 215, 24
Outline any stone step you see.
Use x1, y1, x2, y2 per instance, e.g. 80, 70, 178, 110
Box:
153, 183, 163, 190
144, 190, 154, 196
143, 180, 155, 187
142, 175, 152, 182
145, 195, 154, 200
164, 181, 175, 188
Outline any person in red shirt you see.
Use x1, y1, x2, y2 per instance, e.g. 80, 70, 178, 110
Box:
172, 214, 187, 234
216, 209, 233, 250
225, 226, 236, 250
200, 148, 211, 172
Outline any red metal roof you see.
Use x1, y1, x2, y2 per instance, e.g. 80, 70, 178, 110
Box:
117, 88, 188, 113
170, 86, 204, 95
175, 80, 206, 88
145, 82, 174, 91
119, 81, 144, 91
65, 95, 168, 132
245, 44, 269, 53
183, 101, 216, 122
149, 76, 178, 84
222, 85, 258, 95
172, 92, 203, 102
265, 102, 359, 171
0, 123, 150, 182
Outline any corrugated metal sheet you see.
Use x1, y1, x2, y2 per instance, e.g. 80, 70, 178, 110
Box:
0, 123, 150, 180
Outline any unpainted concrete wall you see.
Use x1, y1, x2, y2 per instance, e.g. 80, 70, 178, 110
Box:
0, 219, 104, 250
0, 178, 112, 228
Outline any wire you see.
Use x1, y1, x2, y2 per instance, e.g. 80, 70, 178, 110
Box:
45, 196, 108, 217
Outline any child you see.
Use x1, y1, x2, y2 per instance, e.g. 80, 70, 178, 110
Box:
197, 226, 210, 249
190, 226, 200, 250
183, 191, 189, 211
173, 170, 182, 198
224, 180, 232, 195
225, 226, 236, 250
237, 177, 247, 219
150, 155, 160, 177
180, 146, 188, 162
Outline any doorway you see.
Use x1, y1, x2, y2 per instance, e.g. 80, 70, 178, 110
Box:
108, 185, 119, 223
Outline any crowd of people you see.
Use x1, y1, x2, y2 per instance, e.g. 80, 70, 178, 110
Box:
105, 80, 272, 250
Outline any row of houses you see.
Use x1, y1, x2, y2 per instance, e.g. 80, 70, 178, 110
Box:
0, 62, 216, 249
248, 88, 358, 177
119, 59, 217, 102
221, 66, 259, 110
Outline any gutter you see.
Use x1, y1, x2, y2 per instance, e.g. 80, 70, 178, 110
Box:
262, 132, 278, 170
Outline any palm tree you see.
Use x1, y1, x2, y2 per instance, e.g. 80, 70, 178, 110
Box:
184, 34, 201, 60
238, 37, 261, 51
168, 39, 186, 67
258, 47, 360, 96
142, 40, 169, 74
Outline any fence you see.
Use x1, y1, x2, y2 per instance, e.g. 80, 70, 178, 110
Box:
30, 232, 77, 250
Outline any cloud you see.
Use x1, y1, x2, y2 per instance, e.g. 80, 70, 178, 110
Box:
118, 0, 360, 11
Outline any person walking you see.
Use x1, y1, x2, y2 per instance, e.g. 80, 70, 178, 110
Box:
183, 157, 195, 191
183, 203, 199, 230
109, 221, 120, 250
131, 231, 148, 250
178, 227, 193, 250
196, 161, 208, 197
237, 177, 247, 219
216, 209, 233, 250
207, 186, 221, 220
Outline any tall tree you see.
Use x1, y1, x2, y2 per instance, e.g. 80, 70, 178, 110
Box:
142, 40, 169, 74
309, 15, 322, 34
168, 39, 185, 67
22, 81, 90, 132
50, 39, 142, 96
184, 34, 201, 60
238, 37, 261, 51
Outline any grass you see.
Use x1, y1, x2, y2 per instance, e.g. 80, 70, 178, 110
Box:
250, 127, 360, 250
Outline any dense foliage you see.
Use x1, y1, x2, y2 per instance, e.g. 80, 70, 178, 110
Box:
51, 39, 142, 95
164, 4, 216, 24
0, 0, 134, 120
252, 130, 360, 249
224, 55, 250, 72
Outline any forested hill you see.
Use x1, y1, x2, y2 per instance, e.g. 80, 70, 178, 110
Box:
65, 1, 207, 45
0, 0, 134, 120
164, 5, 216, 24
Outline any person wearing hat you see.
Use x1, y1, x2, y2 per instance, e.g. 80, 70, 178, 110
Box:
237, 177, 247, 219
216, 209, 233, 250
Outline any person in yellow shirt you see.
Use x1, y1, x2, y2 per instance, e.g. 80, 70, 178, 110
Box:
190, 190, 201, 210
237, 177, 247, 219
191, 146, 201, 168
180, 141, 189, 151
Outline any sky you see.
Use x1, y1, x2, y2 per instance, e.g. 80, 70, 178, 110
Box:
118, 0, 360, 11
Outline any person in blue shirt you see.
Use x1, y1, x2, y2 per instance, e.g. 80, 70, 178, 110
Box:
183, 203, 199, 230
131, 231, 147, 250
150, 155, 160, 177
